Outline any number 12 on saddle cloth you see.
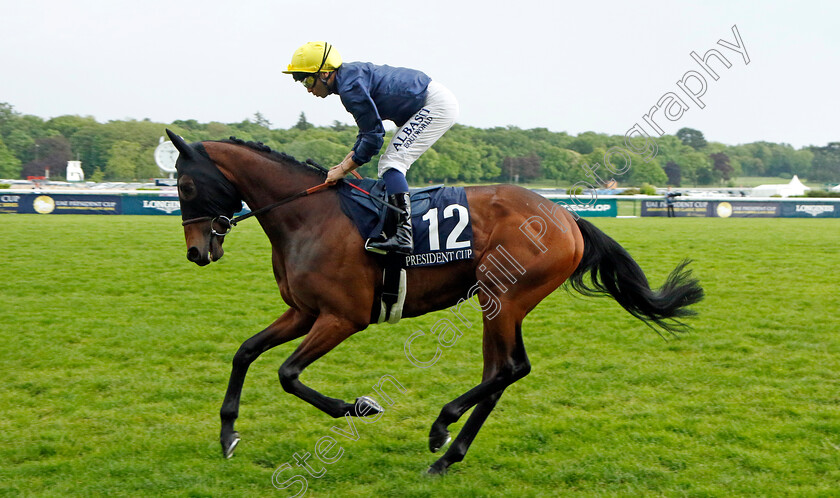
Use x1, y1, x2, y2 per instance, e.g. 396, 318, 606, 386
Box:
337, 179, 474, 268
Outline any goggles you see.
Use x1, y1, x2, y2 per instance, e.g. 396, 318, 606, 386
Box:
300, 75, 317, 89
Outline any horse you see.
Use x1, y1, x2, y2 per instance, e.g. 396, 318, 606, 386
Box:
165, 129, 703, 474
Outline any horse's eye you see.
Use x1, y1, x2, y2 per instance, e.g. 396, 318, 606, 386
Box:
178, 177, 198, 201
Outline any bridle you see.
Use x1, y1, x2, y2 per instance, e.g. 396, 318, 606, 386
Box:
180, 170, 397, 238
181, 181, 333, 236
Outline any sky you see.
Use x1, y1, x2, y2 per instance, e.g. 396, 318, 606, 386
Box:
2, 0, 837, 149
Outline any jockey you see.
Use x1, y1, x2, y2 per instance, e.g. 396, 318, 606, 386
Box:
282, 41, 459, 255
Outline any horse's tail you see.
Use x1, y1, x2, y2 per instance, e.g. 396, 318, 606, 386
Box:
568, 217, 704, 335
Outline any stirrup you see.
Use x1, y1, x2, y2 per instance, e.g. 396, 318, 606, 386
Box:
365, 237, 412, 255
364, 238, 388, 255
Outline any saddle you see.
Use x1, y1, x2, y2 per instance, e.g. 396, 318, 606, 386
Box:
337, 178, 474, 324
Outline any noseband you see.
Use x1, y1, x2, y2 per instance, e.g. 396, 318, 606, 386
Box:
182, 215, 235, 236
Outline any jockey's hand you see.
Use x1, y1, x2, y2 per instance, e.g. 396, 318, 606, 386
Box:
326, 155, 359, 184
326, 164, 347, 184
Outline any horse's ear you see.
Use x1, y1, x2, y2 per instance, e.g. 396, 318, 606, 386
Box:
166, 129, 196, 159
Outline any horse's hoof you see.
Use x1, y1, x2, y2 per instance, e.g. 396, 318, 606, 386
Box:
426, 461, 448, 475
429, 432, 451, 453
221, 432, 240, 459
354, 396, 384, 417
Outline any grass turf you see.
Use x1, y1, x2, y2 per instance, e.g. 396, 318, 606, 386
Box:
1, 215, 838, 497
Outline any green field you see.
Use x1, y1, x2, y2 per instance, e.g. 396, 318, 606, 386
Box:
1, 215, 839, 497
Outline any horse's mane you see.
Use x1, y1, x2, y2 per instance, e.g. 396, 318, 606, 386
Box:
221, 137, 328, 177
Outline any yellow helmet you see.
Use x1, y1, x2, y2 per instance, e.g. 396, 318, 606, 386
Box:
282, 42, 342, 74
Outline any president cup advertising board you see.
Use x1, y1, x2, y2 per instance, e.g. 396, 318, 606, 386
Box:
642, 199, 840, 218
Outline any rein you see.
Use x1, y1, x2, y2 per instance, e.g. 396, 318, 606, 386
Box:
181, 181, 333, 236
181, 169, 398, 237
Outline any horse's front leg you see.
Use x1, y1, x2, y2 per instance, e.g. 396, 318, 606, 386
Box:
277, 314, 381, 418
220, 308, 315, 458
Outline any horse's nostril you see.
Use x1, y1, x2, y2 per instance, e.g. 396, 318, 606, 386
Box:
187, 247, 201, 262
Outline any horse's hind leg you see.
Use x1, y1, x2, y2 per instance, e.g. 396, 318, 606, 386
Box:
220, 308, 315, 458
427, 313, 531, 474
427, 390, 504, 474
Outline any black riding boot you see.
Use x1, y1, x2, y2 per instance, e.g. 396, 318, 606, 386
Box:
366, 193, 413, 255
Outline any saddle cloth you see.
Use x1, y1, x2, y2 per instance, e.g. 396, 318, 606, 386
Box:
337, 178, 474, 268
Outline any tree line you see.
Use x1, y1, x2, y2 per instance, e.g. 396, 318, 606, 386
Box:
0, 103, 837, 186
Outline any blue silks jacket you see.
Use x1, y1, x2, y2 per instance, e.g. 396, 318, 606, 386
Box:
335, 62, 431, 165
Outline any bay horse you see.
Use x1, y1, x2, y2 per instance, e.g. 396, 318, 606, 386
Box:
166, 129, 703, 474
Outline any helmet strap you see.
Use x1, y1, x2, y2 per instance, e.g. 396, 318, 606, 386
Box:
314, 43, 334, 93
316, 43, 332, 73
